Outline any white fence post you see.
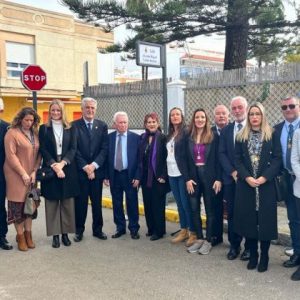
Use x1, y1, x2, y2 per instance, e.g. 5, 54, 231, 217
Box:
167, 79, 186, 115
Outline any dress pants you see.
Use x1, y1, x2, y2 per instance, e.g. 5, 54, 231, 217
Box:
284, 172, 300, 255
189, 166, 215, 241
45, 198, 75, 236
224, 183, 250, 250
0, 180, 8, 238
142, 180, 166, 237
75, 178, 104, 235
111, 170, 140, 234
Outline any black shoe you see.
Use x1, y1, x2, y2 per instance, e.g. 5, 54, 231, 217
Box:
131, 232, 140, 240
227, 247, 240, 260
150, 234, 162, 241
0, 237, 13, 250
52, 235, 60, 248
240, 249, 251, 261
93, 232, 108, 240
257, 255, 269, 272
61, 234, 71, 246
291, 266, 300, 281
211, 237, 223, 247
283, 254, 300, 268
111, 231, 126, 238
74, 233, 83, 242
247, 255, 258, 270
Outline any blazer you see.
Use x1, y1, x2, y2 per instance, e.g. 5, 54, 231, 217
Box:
234, 133, 282, 240
291, 129, 300, 197
106, 130, 141, 186
39, 124, 79, 200
219, 122, 236, 185
72, 118, 108, 180
0, 120, 9, 183
181, 132, 222, 191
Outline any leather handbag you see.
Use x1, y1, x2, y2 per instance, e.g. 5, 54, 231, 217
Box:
274, 173, 288, 203
36, 167, 55, 181
24, 186, 41, 215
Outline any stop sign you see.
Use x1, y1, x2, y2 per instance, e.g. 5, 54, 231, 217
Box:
21, 65, 47, 91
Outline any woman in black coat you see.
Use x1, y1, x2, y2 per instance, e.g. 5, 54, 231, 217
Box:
139, 112, 168, 241
39, 99, 79, 248
234, 102, 281, 272
182, 108, 222, 255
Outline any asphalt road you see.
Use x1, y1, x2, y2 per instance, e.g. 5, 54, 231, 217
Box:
0, 202, 300, 300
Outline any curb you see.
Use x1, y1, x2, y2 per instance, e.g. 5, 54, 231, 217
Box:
102, 197, 291, 247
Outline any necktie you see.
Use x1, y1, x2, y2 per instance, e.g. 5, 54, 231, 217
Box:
286, 124, 294, 172
115, 133, 123, 171
87, 123, 92, 137
237, 123, 243, 131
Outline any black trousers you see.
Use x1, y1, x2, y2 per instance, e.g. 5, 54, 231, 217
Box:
212, 186, 224, 240
142, 180, 166, 237
0, 180, 8, 238
75, 177, 104, 235
247, 238, 270, 256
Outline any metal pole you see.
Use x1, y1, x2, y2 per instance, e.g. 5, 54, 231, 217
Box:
162, 44, 168, 134
32, 91, 37, 111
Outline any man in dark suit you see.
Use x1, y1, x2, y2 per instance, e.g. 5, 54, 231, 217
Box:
219, 96, 250, 260
104, 111, 140, 240
0, 98, 13, 250
211, 104, 229, 247
274, 95, 300, 280
73, 97, 108, 242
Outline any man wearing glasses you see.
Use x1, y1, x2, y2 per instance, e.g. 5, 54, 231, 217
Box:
274, 95, 300, 279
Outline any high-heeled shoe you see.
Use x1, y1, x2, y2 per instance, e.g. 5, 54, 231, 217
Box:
52, 235, 60, 248
61, 234, 71, 246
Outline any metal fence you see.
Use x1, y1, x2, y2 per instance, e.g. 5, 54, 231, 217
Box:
84, 63, 300, 129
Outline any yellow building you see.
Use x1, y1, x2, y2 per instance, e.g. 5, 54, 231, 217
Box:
0, 0, 113, 122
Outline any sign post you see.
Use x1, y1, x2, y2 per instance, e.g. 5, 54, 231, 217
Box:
21, 65, 47, 111
136, 41, 168, 133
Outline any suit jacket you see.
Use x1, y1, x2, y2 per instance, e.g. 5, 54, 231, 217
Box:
106, 130, 140, 186
219, 122, 236, 185
291, 129, 300, 197
72, 118, 108, 180
39, 124, 79, 200
234, 133, 282, 240
181, 132, 221, 191
0, 120, 9, 183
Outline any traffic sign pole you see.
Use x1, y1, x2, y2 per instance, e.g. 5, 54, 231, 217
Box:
32, 91, 37, 111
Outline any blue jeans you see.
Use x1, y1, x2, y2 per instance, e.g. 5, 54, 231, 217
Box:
285, 173, 300, 255
169, 176, 195, 232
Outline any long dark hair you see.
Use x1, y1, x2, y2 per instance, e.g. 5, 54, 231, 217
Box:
11, 107, 40, 134
167, 107, 186, 141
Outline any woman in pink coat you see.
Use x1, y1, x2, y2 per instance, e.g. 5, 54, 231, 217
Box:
4, 107, 40, 251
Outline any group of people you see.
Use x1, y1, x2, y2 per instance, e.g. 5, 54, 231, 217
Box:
0, 94, 300, 281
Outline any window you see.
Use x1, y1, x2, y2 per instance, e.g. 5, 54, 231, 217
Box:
6, 42, 35, 78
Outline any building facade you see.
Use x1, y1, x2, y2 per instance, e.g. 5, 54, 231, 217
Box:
0, 0, 113, 122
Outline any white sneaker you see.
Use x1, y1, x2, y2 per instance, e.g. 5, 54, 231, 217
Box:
284, 248, 294, 257
198, 241, 212, 255
187, 240, 204, 253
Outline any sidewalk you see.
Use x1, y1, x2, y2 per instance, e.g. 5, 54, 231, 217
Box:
102, 187, 291, 247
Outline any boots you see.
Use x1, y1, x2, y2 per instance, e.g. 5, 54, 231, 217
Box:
247, 239, 258, 270
16, 233, 28, 251
185, 232, 197, 247
24, 231, 35, 249
258, 240, 270, 272
171, 229, 189, 243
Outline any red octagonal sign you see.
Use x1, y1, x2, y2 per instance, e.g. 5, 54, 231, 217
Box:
21, 65, 47, 91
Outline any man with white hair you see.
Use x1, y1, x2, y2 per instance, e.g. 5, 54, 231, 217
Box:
104, 112, 140, 240
219, 96, 250, 260
0, 98, 13, 250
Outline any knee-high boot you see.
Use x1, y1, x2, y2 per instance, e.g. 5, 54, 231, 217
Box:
247, 239, 258, 270
258, 240, 270, 272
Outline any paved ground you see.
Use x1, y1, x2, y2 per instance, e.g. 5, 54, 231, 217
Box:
0, 201, 300, 300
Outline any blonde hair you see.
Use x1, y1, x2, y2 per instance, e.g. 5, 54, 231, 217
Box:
46, 99, 70, 128
237, 102, 273, 142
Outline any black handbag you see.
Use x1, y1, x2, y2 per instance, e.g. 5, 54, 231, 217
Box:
36, 167, 55, 181
24, 186, 41, 215
275, 173, 288, 203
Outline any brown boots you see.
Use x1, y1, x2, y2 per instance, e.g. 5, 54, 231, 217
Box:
16, 231, 35, 251
185, 232, 197, 247
16, 233, 28, 251
24, 231, 35, 249
171, 229, 189, 243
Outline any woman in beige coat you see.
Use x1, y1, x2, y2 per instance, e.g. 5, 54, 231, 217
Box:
4, 107, 41, 251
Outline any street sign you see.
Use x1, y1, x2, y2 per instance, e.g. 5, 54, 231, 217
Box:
136, 41, 165, 68
21, 65, 47, 91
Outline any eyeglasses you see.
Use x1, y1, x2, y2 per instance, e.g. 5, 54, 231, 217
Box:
249, 112, 261, 117
281, 104, 298, 110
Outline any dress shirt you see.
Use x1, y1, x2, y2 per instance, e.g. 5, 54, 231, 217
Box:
233, 119, 247, 144
83, 118, 99, 169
